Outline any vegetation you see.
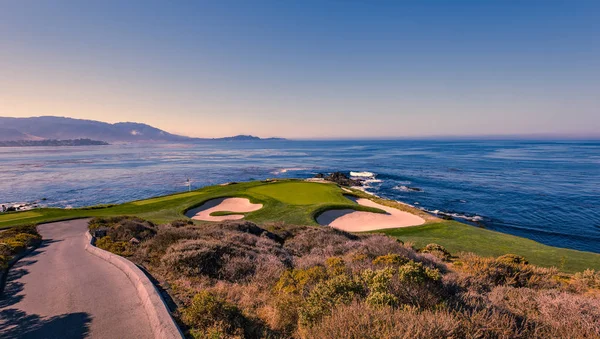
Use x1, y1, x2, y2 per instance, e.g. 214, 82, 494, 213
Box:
93, 217, 600, 339
0, 224, 41, 268
2, 179, 599, 272
376, 221, 600, 273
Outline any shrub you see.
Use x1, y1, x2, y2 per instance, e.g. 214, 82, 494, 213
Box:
182, 291, 247, 338
283, 227, 359, 257
324, 257, 346, 276
361, 267, 396, 293
372, 253, 408, 266
420, 243, 452, 261
0, 254, 8, 269
95, 237, 134, 256
571, 269, 600, 292
397, 260, 441, 284
274, 266, 327, 296
497, 253, 528, 265
299, 275, 365, 326
88, 216, 156, 242
489, 286, 600, 338
162, 239, 227, 277
0, 224, 41, 268
457, 253, 557, 289
365, 291, 399, 307
171, 219, 194, 228
302, 303, 458, 339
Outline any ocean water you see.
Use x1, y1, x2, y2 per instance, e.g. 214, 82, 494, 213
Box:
1, 140, 599, 253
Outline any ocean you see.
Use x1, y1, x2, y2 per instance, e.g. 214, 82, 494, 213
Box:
1, 140, 599, 253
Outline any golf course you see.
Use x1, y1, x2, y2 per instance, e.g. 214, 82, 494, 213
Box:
1, 179, 599, 272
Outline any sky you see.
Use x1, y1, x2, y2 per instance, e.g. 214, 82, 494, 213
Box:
1, 1, 599, 139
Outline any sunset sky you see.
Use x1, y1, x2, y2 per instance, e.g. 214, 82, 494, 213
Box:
1, 1, 599, 138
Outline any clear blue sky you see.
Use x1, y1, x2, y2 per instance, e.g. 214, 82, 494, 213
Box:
1, 0, 599, 138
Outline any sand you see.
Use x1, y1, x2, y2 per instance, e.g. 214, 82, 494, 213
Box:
316, 197, 425, 232
186, 197, 263, 221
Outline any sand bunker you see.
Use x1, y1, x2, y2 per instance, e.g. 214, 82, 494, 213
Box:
317, 197, 425, 232
186, 197, 263, 222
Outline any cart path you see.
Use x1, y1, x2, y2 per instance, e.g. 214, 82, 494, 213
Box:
0, 219, 154, 338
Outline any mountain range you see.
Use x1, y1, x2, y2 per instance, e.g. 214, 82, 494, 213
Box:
0, 116, 283, 142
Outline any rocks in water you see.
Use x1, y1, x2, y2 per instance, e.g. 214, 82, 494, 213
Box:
313, 172, 362, 187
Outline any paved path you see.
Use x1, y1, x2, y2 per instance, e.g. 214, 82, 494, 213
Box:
0, 219, 154, 338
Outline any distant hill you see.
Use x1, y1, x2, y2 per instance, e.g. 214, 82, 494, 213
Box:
0, 116, 284, 142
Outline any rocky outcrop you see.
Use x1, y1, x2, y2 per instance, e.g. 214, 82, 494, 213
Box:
314, 172, 362, 187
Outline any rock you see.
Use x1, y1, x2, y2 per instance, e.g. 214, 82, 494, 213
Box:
319, 172, 363, 187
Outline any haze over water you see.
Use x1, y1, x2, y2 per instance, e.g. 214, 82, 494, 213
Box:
1, 139, 598, 253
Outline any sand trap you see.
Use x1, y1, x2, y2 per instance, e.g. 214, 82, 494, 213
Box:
186, 197, 263, 222
317, 197, 425, 232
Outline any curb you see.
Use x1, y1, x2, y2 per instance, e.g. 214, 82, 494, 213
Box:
84, 231, 184, 339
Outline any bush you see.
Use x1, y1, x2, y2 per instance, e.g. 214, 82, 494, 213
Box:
372, 253, 408, 266
88, 216, 156, 241
302, 303, 458, 339
457, 253, 557, 289
182, 291, 247, 338
571, 269, 600, 292
488, 286, 600, 338
113, 219, 600, 338
95, 237, 134, 256
162, 239, 227, 277
497, 253, 528, 265
420, 243, 452, 261
0, 254, 9, 269
324, 257, 346, 276
0, 224, 41, 268
171, 219, 194, 228
274, 266, 327, 296
397, 260, 441, 284
299, 275, 365, 326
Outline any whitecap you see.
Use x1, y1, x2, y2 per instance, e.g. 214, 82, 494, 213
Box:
350, 171, 375, 178
393, 185, 423, 192
272, 167, 306, 175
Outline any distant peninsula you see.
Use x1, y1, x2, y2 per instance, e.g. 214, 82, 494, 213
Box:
0, 116, 285, 143
0, 138, 109, 147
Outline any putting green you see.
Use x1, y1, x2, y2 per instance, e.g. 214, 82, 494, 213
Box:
248, 181, 351, 205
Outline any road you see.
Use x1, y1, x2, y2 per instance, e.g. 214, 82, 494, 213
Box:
0, 219, 154, 338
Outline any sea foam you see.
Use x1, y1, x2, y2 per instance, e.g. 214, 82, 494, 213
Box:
350, 171, 375, 178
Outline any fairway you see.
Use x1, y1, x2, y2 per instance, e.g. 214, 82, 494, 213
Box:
131, 191, 203, 205
247, 181, 351, 205
0, 211, 43, 222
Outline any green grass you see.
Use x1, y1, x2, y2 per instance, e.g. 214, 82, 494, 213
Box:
1, 179, 599, 273
209, 211, 243, 217
247, 182, 351, 205
0, 211, 43, 222
131, 191, 204, 205
375, 221, 600, 273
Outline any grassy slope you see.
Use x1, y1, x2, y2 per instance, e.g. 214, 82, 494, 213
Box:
376, 221, 600, 273
1, 179, 598, 272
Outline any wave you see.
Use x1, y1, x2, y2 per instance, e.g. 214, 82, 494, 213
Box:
422, 208, 484, 222
363, 179, 383, 184
350, 171, 375, 178
393, 185, 423, 192
272, 167, 306, 175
